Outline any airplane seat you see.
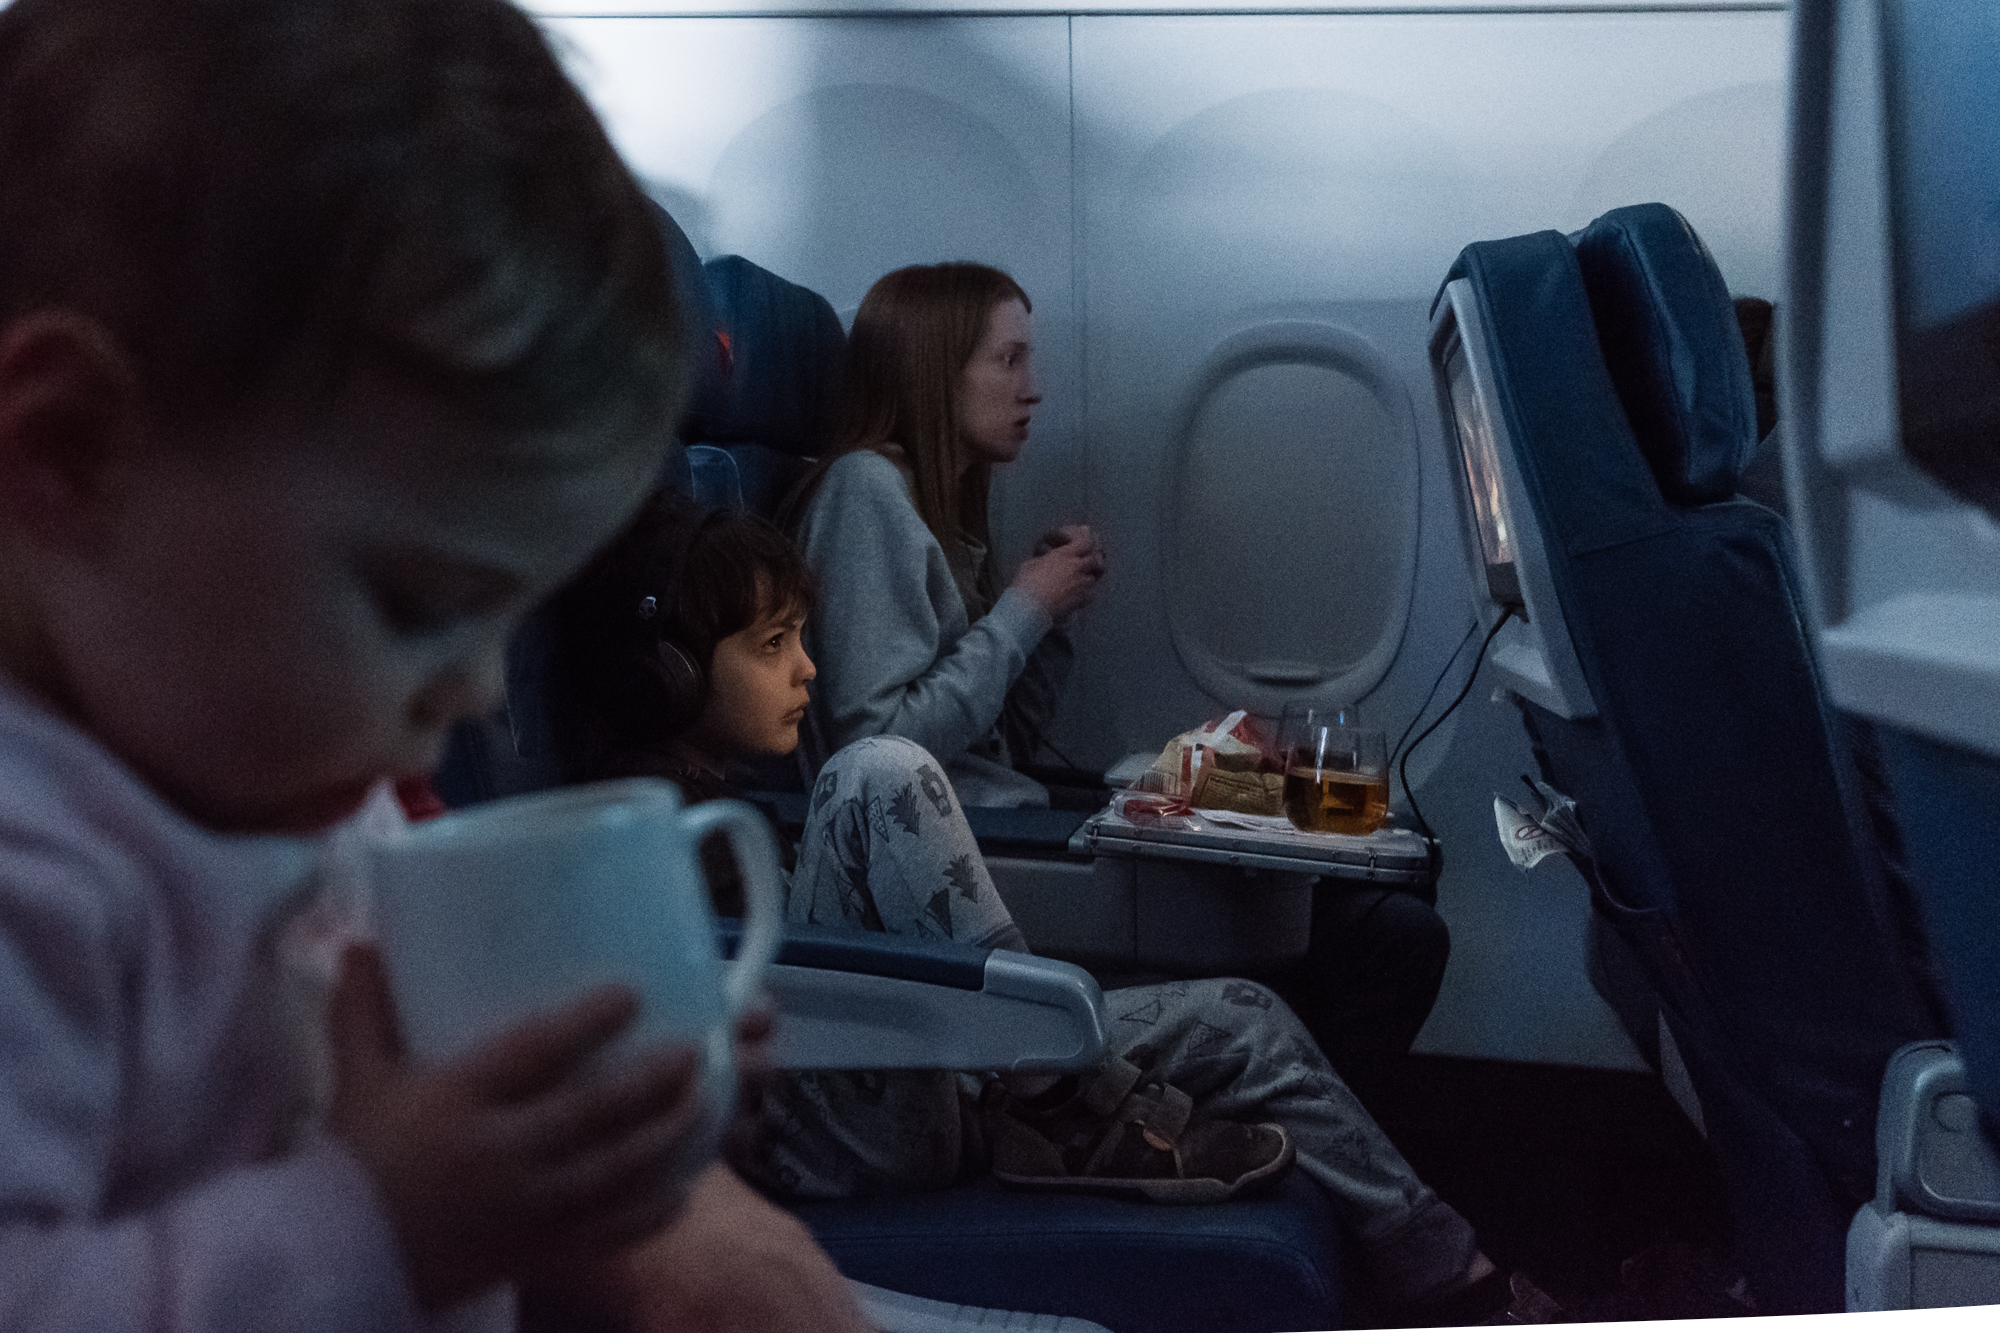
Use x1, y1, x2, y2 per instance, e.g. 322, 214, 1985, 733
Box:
677, 254, 842, 804
1774, 2, 2000, 1306
433, 198, 724, 808
791, 1174, 1348, 1333
685, 253, 843, 520
656, 197, 732, 503
1436, 202, 1936, 1312
710, 919, 1353, 1333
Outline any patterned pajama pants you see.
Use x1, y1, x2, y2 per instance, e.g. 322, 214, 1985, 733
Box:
747, 735, 1478, 1302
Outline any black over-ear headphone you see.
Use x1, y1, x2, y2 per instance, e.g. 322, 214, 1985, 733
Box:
604, 507, 722, 743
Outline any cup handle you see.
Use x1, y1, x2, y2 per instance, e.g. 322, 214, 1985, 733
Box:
679, 799, 787, 1016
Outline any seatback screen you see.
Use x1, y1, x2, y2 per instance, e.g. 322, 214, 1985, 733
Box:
1445, 337, 1522, 606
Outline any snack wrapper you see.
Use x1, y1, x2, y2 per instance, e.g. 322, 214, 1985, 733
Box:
1495, 796, 1567, 870
1494, 777, 1596, 871
1135, 709, 1286, 817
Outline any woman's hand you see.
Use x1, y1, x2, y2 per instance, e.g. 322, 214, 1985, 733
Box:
327, 944, 706, 1311
1013, 524, 1105, 624
1034, 524, 1096, 556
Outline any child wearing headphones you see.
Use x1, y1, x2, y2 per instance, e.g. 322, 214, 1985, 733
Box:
553, 491, 1556, 1326
0, 1, 866, 1330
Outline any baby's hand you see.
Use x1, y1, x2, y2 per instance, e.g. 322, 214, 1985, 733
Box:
327, 944, 704, 1311
732, 998, 776, 1109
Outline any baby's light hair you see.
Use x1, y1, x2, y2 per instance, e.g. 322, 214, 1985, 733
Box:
0, 0, 686, 444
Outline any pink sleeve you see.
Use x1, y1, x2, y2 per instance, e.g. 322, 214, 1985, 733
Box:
0, 804, 444, 1333
0, 1139, 428, 1333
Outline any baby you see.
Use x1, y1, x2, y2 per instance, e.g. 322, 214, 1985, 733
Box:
0, 1, 860, 1329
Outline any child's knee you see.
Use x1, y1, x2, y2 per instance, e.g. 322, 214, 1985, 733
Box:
1180, 977, 1323, 1053
830, 736, 952, 798
1188, 976, 1284, 1016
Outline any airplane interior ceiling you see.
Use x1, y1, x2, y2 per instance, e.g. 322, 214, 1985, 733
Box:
545, 5, 1788, 1069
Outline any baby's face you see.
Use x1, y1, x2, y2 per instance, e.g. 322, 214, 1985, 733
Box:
49, 373, 657, 834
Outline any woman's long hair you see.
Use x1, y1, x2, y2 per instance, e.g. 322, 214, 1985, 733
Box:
782, 263, 1029, 606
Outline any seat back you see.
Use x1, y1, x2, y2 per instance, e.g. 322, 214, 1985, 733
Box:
652, 196, 730, 503
1784, 0, 2000, 1165
1434, 203, 1935, 1312
433, 201, 723, 805
684, 254, 845, 518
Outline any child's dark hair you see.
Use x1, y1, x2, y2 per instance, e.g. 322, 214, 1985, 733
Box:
550, 489, 816, 773
0, 0, 684, 441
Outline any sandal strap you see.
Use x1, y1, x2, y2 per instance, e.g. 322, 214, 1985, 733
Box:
1080, 1056, 1145, 1118
1140, 1082, 1194, 1151
1012, 1055, 1208, 1179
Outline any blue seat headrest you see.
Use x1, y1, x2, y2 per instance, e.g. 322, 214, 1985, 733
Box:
523, 200, 716, 758
700, 255, 845, 457
1573, 204, 1759, 505
645, 199, 729, 440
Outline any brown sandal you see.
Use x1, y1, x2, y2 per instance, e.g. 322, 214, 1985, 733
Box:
991, 1055, 1295, 1204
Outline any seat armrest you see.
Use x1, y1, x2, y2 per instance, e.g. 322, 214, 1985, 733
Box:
1878, 1040, 2000, 1223
719, 922, 1108, 1072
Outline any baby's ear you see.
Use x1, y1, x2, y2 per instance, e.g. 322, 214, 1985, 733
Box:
0, 310, 144, 553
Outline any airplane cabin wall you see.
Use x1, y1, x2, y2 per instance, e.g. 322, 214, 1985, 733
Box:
537, 1, 1788, 1069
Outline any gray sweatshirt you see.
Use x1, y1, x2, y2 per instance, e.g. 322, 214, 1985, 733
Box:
795, 449, 1072, 808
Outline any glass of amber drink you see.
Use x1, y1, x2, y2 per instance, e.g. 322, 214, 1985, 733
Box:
1279, 704, 1390, 836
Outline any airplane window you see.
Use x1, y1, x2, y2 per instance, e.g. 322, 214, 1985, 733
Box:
1168, 353, 1416, 687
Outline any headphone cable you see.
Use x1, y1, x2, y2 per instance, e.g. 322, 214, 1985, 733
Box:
1391, 617, 1481, 768
1400, 608, 1515, 844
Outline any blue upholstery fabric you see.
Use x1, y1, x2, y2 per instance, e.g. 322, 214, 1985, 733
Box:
496, 201, 719, 772
1878, 728, 2000, 1141
686, 443, 745, 511
647, 198, 729, 441
716, 440, 812, 521
1573, 205, 1759, 504
794, 1174, 1346, 1333
700, 254, 845, 456
1440, 224, 1935, 1312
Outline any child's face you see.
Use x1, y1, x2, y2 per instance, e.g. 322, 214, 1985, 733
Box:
686, 603, 815, 762
46, 372, 657, 834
